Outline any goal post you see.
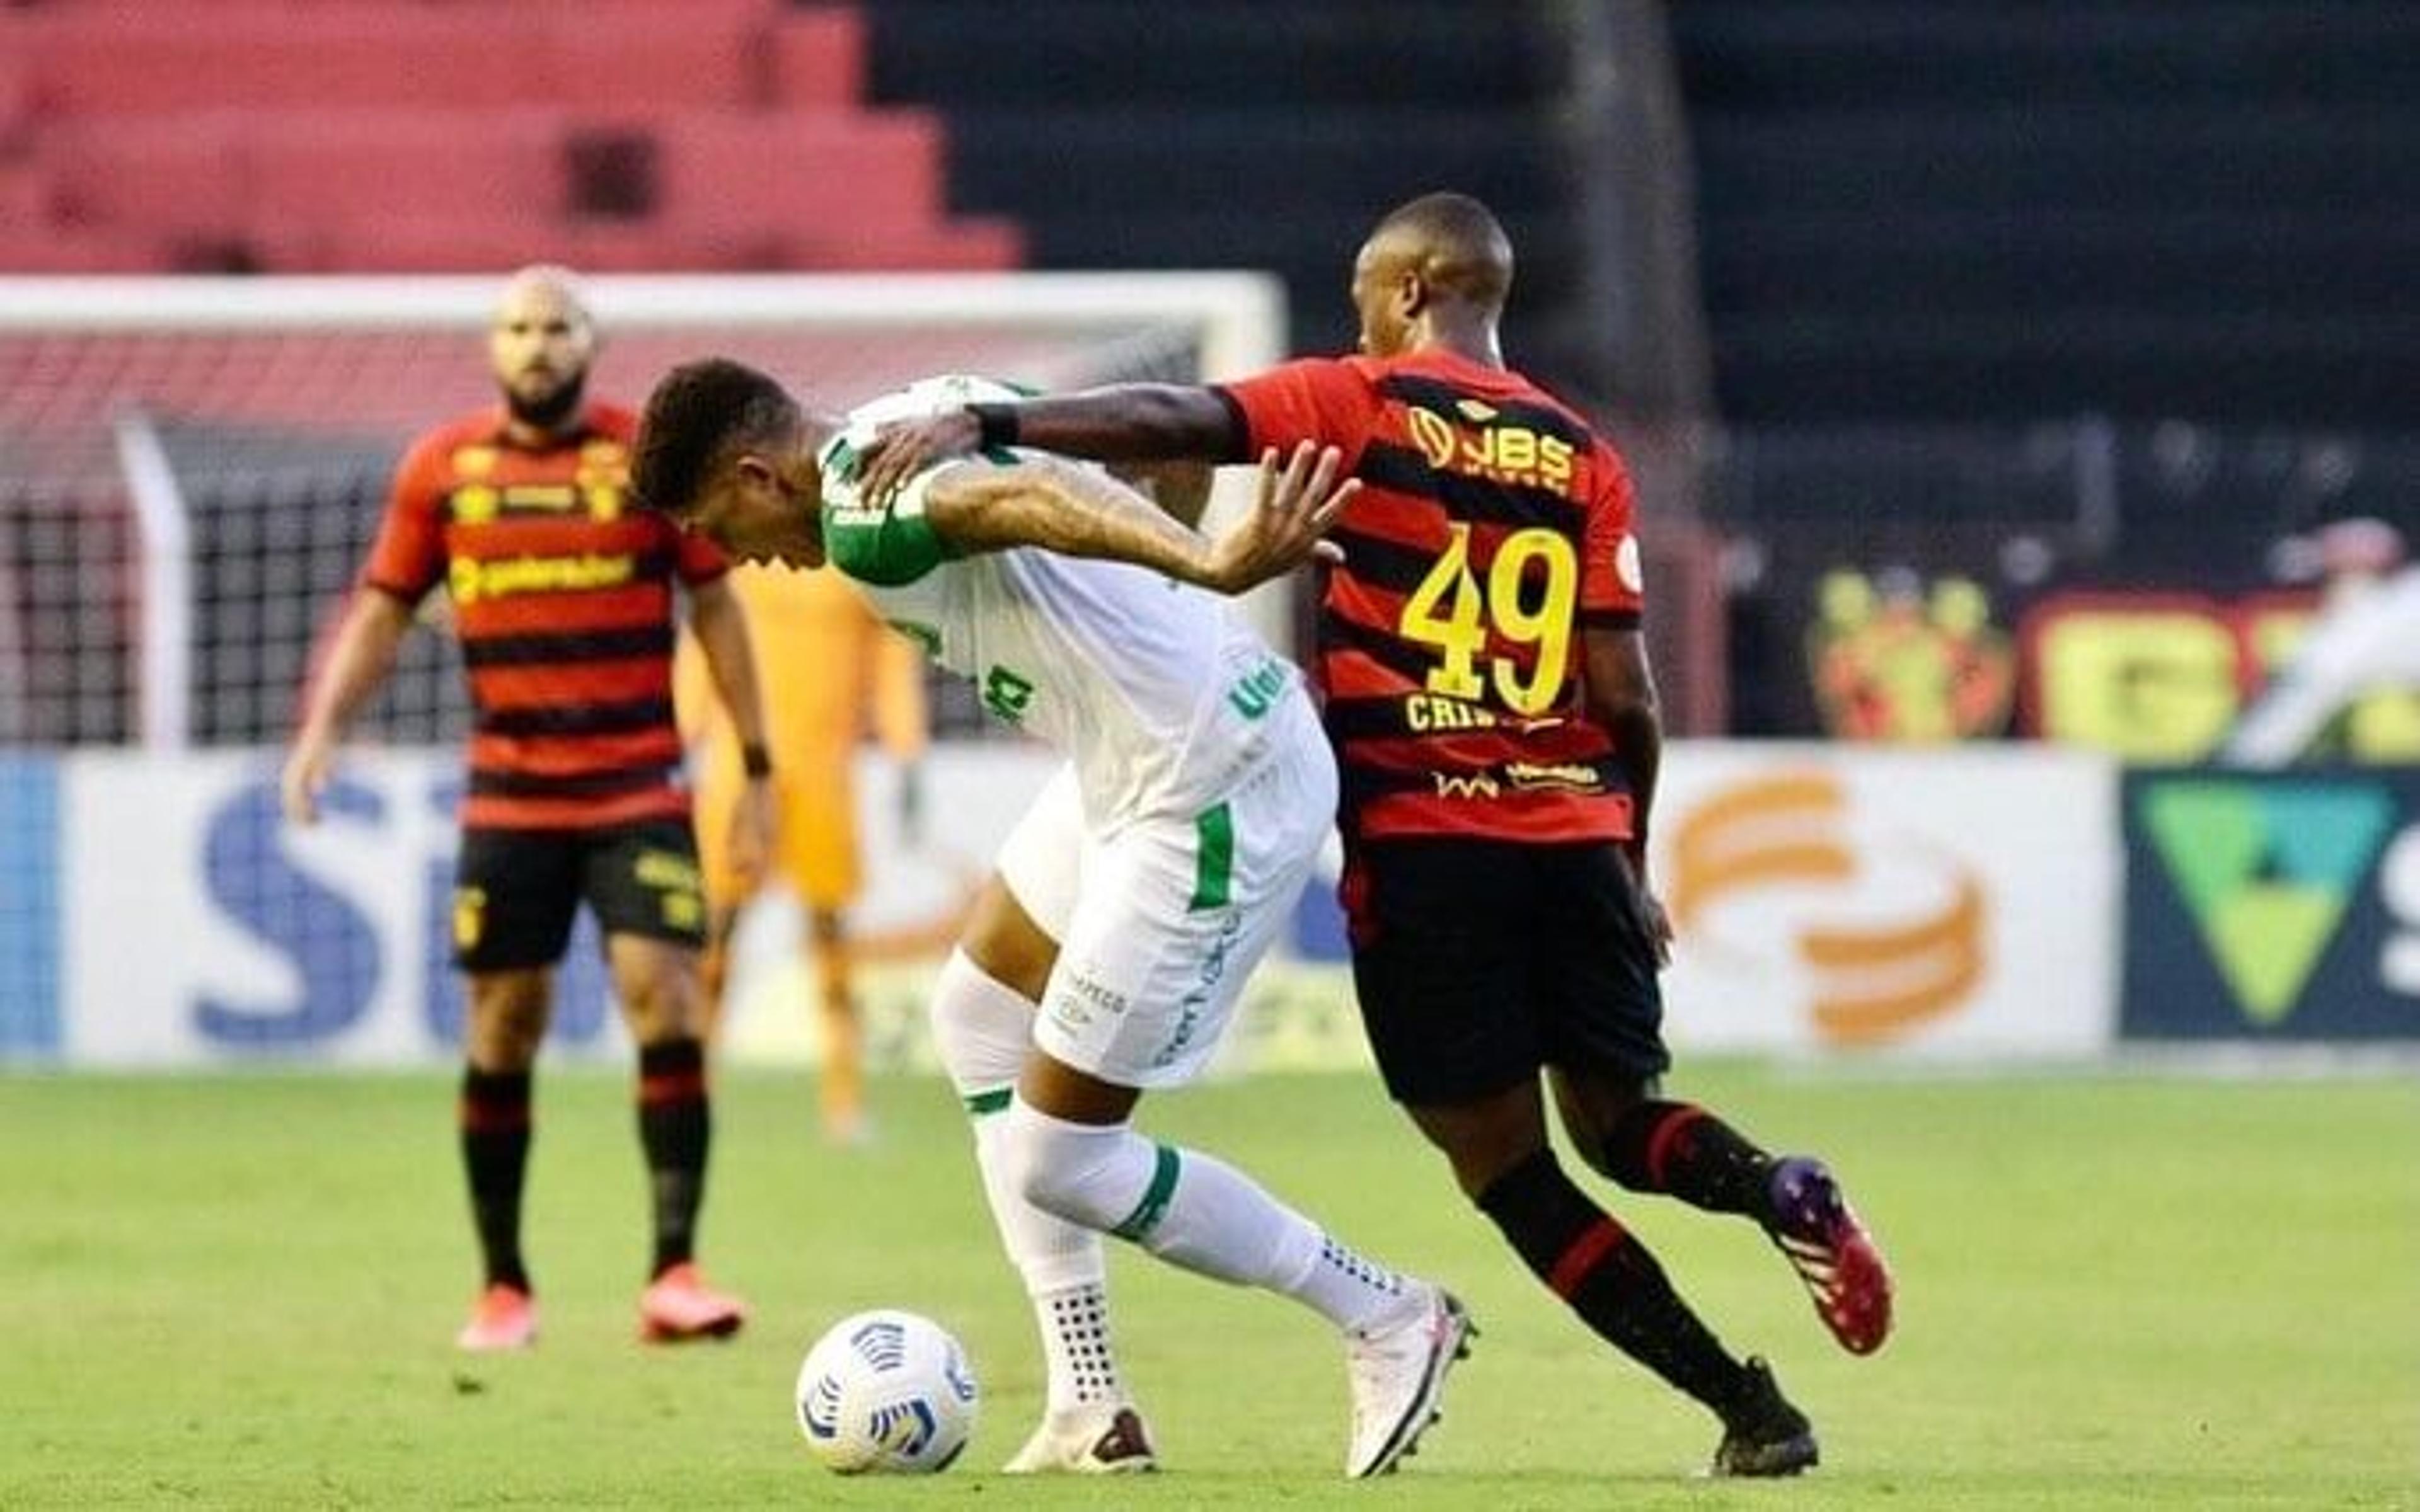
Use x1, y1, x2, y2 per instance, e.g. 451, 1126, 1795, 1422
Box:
0, 270, 1289, 751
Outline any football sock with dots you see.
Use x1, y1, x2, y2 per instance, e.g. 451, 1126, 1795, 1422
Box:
1002, 1098, 1407, 1333
636, 1036, 710, 1278
458, 1065, 533, 1292
1599, 1101, 1774, 1217
1477, 1147, 1749, 1413
1036, 1282, 1126, 1409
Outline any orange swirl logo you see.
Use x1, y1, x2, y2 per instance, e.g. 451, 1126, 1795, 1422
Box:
1668, 772, 1986, 1045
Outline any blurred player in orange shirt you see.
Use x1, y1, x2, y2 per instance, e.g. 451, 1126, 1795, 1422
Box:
677, 563, 928, 1143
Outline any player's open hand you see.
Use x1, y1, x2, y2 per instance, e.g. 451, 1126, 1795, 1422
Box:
725, 774, 776, 893
1641, 888, 1674, 970
1199, 442, 1357, 595
858, 410, 982, 508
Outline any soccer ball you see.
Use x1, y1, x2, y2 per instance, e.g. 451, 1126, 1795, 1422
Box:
794, 1309, 979, 1474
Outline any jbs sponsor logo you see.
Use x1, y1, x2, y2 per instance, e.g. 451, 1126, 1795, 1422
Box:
1406, 402, 1576, 493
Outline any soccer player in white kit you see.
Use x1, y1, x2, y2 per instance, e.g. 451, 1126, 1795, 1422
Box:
630, 360, 1470, 1479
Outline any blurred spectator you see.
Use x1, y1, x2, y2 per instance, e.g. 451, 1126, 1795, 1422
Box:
2223, 517, 2420, 767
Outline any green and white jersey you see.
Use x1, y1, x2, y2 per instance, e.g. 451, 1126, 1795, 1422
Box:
817, 376, 1306, 826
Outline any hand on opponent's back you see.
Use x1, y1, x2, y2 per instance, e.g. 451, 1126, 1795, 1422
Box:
857, 410, 981, 507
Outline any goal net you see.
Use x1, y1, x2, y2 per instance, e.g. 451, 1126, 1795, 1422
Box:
0, 272, 1286, 750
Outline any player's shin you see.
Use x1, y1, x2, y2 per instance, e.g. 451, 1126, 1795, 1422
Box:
932, 949, 1126, 1414
1001, 1096, 1410, 1333
1476, 1147, 1754, 1414
1597, 1099, 1775, 1215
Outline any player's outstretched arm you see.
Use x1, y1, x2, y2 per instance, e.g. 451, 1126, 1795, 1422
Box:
280, 588, 417, 825
857, 384, 1236, 507
921, 441, 1352, 596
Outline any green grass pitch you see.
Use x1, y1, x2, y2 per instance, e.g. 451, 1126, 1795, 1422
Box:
3, 1061, 2414, 1508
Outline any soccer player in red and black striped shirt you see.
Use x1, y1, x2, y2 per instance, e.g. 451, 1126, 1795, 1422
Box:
858, 193, 1895, 1477
281, 266, 774, 1353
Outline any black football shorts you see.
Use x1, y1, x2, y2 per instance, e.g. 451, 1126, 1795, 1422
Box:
1345, 836, 1671, 1106
451, 817, 708, 973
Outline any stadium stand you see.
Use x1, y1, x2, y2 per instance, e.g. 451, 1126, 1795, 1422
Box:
857, 1, 1597, 397
1670, 2, 2420, 430
0, 0, 1019, 274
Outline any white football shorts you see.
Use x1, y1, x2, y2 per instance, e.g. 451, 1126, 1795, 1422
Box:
1030, 691, 1337, 1089
994, 762, 1085, 941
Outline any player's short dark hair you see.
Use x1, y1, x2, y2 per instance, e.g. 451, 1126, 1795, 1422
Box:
630, 358, 800, 517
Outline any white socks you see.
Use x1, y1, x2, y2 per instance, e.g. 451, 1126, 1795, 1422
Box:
932, 948, 1126, 1412
931, 943, 1415, 1419
1001, 1096, 1410, 1334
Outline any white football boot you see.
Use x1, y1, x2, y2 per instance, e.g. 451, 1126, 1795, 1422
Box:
1343, 1283, 1473, 1477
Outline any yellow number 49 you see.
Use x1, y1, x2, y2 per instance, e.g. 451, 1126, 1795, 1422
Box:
1397, 523, 1578, 716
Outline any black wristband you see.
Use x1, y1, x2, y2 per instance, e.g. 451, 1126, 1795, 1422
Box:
969, 402, 1021, 450
740, 742, 773, 780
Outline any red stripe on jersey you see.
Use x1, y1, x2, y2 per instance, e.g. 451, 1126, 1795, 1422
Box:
358, 403, 716, 832
462, 788, 689, 833
1356, 788, 1633, 845
473, 656, 672, 713
454, 580, 673, 640
469, 726, 681, 778
1219, 352, 1644, 846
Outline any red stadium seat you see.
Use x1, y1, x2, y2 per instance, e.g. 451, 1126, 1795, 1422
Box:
0, 2, 1017, 275
647, 110, 950, 242
768, 9, 870, 108
780, 218, 1026, 273
0, 2, 785, 115
42, 116, 250, 243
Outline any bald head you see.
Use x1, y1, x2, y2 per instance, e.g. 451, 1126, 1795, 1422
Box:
497, 263, 591, 321
1350, 192, 1512, 362
490, 263, 597, 435
1368, 193, 1513, 307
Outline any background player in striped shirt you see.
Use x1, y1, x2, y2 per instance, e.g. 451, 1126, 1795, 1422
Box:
631, 364, 1470, 1479
280, 266, 775, 1353
856, 192, 1896, 1477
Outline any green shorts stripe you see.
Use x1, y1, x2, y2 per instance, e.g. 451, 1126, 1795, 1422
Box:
1110, 1143, 1182, 1242
1189, 802, 1234, 912
962, 1087, 1013, 1117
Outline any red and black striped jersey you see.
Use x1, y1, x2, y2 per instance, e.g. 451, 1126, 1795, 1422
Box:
360, 402, 730, 832
1217, 351, 1644, 845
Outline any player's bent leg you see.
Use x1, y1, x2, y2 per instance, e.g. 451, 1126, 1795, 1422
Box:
1002, 1082, 1470, 1479
931, 946, 1155, 1469
1422, 1086, 1797, 1455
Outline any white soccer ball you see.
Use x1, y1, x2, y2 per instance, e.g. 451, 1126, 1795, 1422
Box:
794, 1309, 980, 1474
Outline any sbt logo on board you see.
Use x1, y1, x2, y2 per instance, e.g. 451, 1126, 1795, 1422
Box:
2126, 774, 2420, 1038
195, 770, 616, 1057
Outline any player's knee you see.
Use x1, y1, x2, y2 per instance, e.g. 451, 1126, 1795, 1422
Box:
998, 1098, 1134, 1231
928, 949, 1035, 1094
